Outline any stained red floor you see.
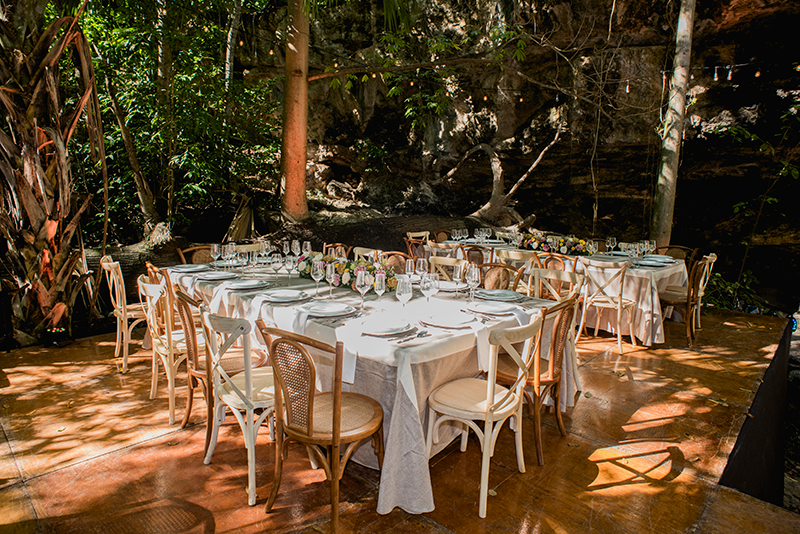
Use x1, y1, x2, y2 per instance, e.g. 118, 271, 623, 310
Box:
1, 309, 799, 533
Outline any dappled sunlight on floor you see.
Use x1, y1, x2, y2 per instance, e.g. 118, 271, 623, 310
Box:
1, 309, 798, 533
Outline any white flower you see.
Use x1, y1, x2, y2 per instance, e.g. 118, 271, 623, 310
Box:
298, 261, 307, 272
313, 253, 323, 261
342, 272, 351, 285
366, 273, 374, 286
560, 246, 568, 254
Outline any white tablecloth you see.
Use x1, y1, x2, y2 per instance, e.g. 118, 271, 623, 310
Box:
171, 267, 574, 514
575, 255, 688, 345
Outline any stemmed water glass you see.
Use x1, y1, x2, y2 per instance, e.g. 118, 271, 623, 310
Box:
284, 255, 297, 284
311, 260, 325, 297
606, 236, 617, 252
415, 258, 428, 279
302, 241, 312, 256
405, 259, 415, 278
466, 263, 480, 302
292, 240, 301, 257
374, 272, 386, 307
396, 277, 412, 308
421, 273, 439, 303
325, 263, 336, 299
452, 263, 464, 299
647, 239, 657, 255
356, 270, 370, 310
269, 253, 283, 282
210, 244, 221, 267
282, 241, 290, 256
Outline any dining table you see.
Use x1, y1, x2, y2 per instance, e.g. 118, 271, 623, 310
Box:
575, 252, 689, 346
167, 262, 576, 515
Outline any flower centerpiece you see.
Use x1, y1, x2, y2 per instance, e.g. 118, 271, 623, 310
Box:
520, 234, 590, 256
296, 253, 398, 293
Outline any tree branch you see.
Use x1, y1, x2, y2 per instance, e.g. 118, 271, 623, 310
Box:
308, 57, 496, 82
505, 126, 562, 199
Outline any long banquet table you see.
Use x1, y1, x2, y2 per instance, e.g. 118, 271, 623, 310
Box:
170, 266, 573, 514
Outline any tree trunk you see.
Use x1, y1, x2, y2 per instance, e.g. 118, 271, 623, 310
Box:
651, 0, 695, 247
104, 74, 161, 235
224, 0, 242, 123
280, 0, 311, 223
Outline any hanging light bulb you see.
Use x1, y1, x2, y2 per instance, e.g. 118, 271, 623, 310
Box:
409, 81, 414, 86
727, 66, 732, 80
269, 49, 274, 56
714, 66, 719, 81
483, 95, 488, 101
519, 96, 524, 103
625, 81, 630, 94
372, 73, 377, 78
754, 70, 761, 78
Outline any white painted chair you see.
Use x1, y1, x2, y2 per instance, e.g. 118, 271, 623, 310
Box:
100, 256, 146, 373
426, 315, 543, 518
201, 309, 275, 506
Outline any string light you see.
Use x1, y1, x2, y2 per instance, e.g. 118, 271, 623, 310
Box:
269, 49, 274, 55
372, 73, 377, 78
519, 96, 524, 103
483, 95, 488, 101
714, 66, 719, 81
754, 70, 761, 77
625, 81, 630, 93
727, 66, 732, 80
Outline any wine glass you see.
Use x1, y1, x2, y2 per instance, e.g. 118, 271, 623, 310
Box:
421, 273, 439, 303
258, 241, 268, 264
466, 263, 480, 302
270, 253, 283, 282
285, 255, 297, 283
405, 258, 414, 278
302, 241, 312, 256
452, 263, 464, 299
282, 241, 290, 256
374, 271, 386, 306
647, 239, 657, 255
606, 236, 617, 252
311, 260, 325, 297
415, 258, 428, 279
292, 240, 301, 257
396, 277, 412, 308
335, 246, 346, 261
325, 263, 336, 299
356, 270, 370, 309
586, 240, 597, 255
210, 243, 221, 268
238, 251, 248, 272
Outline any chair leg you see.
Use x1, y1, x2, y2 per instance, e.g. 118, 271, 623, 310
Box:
202, 379, 214, 457
204, 400, 226, 464
246, 417, 257, 506
533, 396, 544, 466
576, 302, 588, 343
114, 317, 124, 360
166, 362, 177, 425
266, 428, 286, 513
553, 382, 567, 436
686, 306, 694, 348
514, 404, 526, 474
181, 374, 196, 428
460, 423, 469, 452
615, 307, 624, 355
372, 427, 385, 469
425, 407, 436, 458
149, 353, 160, 400
330, 442, 341, 534
478, 421, 493, 518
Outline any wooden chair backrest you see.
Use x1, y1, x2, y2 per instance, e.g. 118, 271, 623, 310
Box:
100, 256, 126, 312
431, 229, 450, 242
534, 252, 573, 272
406, 231, 430, 241
378, 251, 412, 275
463, 245, 494, 264
487, 315, 544, 413
536, 298, 577, 384
429, 256, 467, 281
259, 324, 343, 444
475, 262, 522, 290
177, 246, 213, 264
404, 237, 427, 259
202, 310, 257, 410
175, 289, 203, 372
137, 275, 175, 356
697, 253, 717, 299
427, 240, 461, 258
353, 246, 379, 262
576, 257, 631, 304
526, 268, 585, 301
322, 243, 353, 259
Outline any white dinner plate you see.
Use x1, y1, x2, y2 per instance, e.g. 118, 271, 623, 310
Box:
475, 289, 523, 302
210, 259, 245, 268
438, 281, 468, 292
644, 254, 676, 262
299, 301, 356, 317
197, 271, 239, 281
227, 280, 270, 291
636, 260, 669, 268
421, 312, 477, 329
467, 301, 518, 315
260, 289, 310, 303
361, 317, 413, 337
170, 264, 209, 273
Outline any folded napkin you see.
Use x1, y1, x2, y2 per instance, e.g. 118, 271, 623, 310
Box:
291, 308, 311, 335
208, 281, 237, 313
511, 308, 530, 326
469, 322, 491, 371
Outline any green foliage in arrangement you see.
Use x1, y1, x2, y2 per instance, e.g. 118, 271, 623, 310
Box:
703, 270, 765, 313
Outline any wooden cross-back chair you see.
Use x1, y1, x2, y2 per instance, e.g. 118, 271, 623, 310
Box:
658, 254, 717, 348
431, 229, 450, 242
495, 298, 576, 466
322, 243, 353, 259
137, 275, 191, 425
462, 244, 494, 264
429, 255, 467, 281
377, 251, 413, 276
404, 237, 427, 260
406, 230, 430, 241
575, 257, 637, 354
100, 256, 146, 373
655, 245, 699, 267
426, 315, 544, 517
427, 240, 461, 258
525, 268, 586, 301
353, 246, 379, 263
474, 262, 523, 290
177, 245, 213, 264
257, 324, 384, 532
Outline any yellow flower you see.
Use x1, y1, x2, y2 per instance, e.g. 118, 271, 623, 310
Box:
387, 277, 398, 289
336, 263, 346, 274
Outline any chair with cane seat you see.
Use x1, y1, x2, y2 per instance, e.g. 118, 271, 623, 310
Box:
257, 324, 384, 532
100, 256, 146, 373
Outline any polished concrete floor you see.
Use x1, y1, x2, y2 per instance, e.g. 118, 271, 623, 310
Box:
1, 309, 799, 533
